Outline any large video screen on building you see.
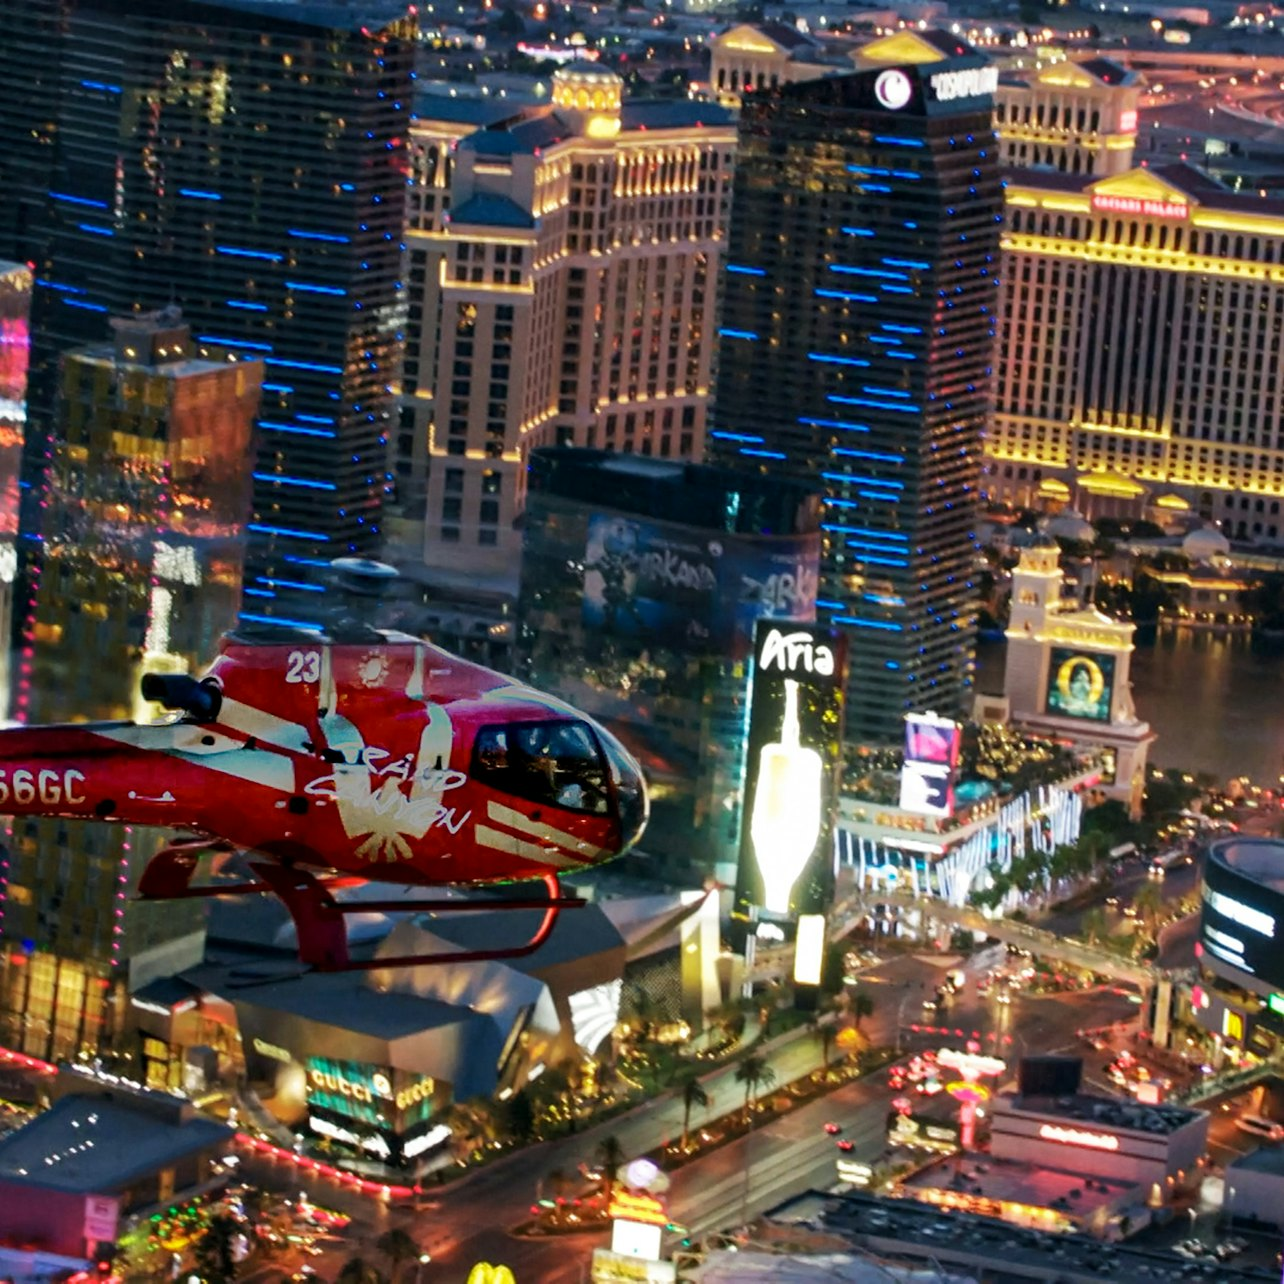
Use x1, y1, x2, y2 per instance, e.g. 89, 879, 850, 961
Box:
1200, 842, 1284, 986
1044, 647, 1115, 722
581, 512, 818, 656
898, 712, 961, 817
733, 620, 847, 920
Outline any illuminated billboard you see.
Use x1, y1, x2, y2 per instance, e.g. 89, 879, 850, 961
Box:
581, 512, 818, 657
1044, 647, 1115, 722
1199, 840, 1284, 985
304, 1055, 442, 1167
898, 712, 961, 817
734, 620, 847, 920
887, 1111, 961, 1151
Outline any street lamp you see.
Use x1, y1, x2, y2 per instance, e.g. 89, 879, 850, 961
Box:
414, 1253, 431, 1284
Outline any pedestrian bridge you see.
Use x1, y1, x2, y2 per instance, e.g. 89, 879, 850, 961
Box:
750, 889, 1165, 990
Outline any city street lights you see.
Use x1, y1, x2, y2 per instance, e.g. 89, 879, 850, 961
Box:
414, 1253, 431, 1284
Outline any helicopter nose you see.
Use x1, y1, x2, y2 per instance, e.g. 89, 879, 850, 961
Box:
597, 725, 649, 855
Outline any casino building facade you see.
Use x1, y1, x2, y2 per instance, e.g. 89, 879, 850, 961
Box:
1191, 836, 1284, 1061
990, 162, 1284, 541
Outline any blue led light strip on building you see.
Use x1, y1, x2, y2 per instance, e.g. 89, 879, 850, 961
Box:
815, 289, 878, 304
258, 421, 336, 439
283, 555, 333, 568
240, 611, 325, 630
179, 189, 222, 201
740, 448, 786, 459
247, 522, 330, 540
64, 299, 107, 312
256, 577, 328, 593
252, 472, 338, 491
808, 353, 870, 367
822, 472, 904, 489
79, 80, 121, 93
832, 615, 904, 630
199, 335, 274, 352
830, 266, 906, 280
217, 246, 284, 262
881, 324, 923, 335
717, 329, 758, 341
825, 523, 908, 544
833, 447, 904, 463
78, 224, 113, 237
883, 258, 932, 271
227, 300, 267, 311
829, 395, 920, 414
725, 264, 766, 276
286, 281, 347, 296
266, 359, 343, 374
874, 136, 924, 147
799, 416, 870, 433
289, 229, 351, 243
841, 227, 876, 238
710, 431, 763, 443
51, 192, 107, 209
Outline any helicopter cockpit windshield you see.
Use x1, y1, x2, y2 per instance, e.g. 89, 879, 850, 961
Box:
471, 720, 611, 815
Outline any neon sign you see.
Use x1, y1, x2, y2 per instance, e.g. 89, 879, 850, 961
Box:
929, 66, 998, 102
608, 1189, 670, 1227
1038, 1123, 1120, 1151
1119, 109, 1138, 132
1091, 194, 1188, 220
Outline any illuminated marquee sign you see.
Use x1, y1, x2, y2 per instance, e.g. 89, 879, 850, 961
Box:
307, 1059, 435, 1111
735, 620, 847, 921
1118, 109, 1138, 132
1205, 887, 1275, 938
608, 1190, 669, 1228
252, 1038, 291, 1064
1091, 193, 1189, 220
1038, 1123, 1120, 1151
929, 66, 998, 102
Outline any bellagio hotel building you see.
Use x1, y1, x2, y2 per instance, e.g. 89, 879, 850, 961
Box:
989, 55, 1284, 543
397, 65, 735, 575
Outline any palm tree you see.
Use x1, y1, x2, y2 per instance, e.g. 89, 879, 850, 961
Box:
851, 990, 874, 1032
337, 1257, 385, 1284
597, 1133, 626, 1205
815, 1020, 838, 1078
1080, 906, 1110, 946
678, 1071, 710, 1152
1134, 881, 1166, 937
375, 1228, 420, 1284
734, 1053, 776, 1125
193, 1214, 238, 1284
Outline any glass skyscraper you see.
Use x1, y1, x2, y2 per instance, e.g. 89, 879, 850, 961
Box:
7, 0, 415, 623
0, 312, 261, 1065
708, 33, 1003, 744
519, 448, 820, 882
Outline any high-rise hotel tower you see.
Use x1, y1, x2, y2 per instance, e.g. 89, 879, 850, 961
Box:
709, 32, 1003, 743
5, 0, 415, 623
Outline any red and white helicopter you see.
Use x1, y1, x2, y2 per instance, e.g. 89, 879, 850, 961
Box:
0, 563, 648, 970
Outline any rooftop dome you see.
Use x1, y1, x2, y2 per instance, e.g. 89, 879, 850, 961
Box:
1041, 509, 1095, 544
1182, 524, 1230, 562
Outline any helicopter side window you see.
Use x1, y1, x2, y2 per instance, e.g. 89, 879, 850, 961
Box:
472, 720, 609, 814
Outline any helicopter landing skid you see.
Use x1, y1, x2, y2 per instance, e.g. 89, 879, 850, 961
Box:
138, 842, 584, 969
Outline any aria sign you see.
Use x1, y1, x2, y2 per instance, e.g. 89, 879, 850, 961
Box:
758, 628, 836, 676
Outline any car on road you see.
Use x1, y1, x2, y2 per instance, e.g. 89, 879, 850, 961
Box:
1235, 1113, 1284, 1141
836, 1138, 854, 1152
824, 1122, 842, 1135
